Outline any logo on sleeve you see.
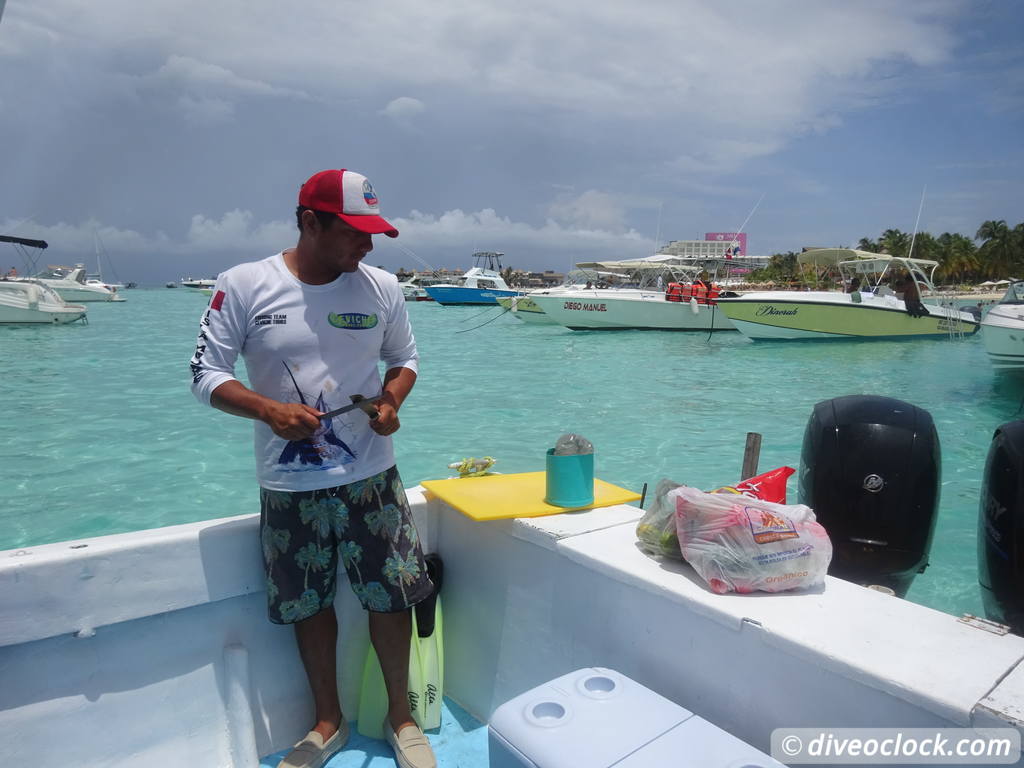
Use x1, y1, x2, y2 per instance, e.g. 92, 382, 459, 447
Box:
210, 290, 225, 311
328, 312, 378, 329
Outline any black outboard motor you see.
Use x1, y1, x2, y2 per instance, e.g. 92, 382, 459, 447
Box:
978, 420, 1024, 632
799, 395, 940, 597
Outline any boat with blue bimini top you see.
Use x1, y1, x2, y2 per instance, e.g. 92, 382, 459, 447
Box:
715, 248, 980, 341
423, 251, 519, 305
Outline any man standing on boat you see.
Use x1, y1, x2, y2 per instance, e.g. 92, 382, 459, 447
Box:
189, 168, 435, 768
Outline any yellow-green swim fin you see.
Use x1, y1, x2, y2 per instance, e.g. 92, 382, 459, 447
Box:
356, 554, 444, 737
410, 554, 444, 730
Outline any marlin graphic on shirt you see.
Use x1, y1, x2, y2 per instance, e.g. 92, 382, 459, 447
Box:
276, 361, 357, 468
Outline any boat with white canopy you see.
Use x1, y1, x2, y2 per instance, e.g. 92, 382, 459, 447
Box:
19, 264, 123, 302
715, 249, 979, 341
528, 255, 738, 331
0, 236, 88, 323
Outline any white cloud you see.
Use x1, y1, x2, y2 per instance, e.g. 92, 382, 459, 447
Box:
186, 210, 294, 251
382, 207, 653, 269
381, 96, 425, 120
177, 94, 234, 125
152, 55, 310, 100
1, 205, 656, 277
1, 0, 963, 171
547, 190, 627, 232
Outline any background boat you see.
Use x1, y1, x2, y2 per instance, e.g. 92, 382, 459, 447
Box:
398, 273, 442, 301
18, 264, 124, 302
179, 276, 218, 290
0, 279, 87, 324
981, 280, 1024, 368
496, 294, 558, 323
528, 255, 737, 331
717, 250, 978, 340
424, 252, 518, 305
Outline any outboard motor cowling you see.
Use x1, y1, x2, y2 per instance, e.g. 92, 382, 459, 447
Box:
799, 395, 940, 597
978, 420, 1024, 633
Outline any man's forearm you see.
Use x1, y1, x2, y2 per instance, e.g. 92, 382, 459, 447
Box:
211, 380, 324, 440
210, 380, 275, 422
380, 366, 417, 411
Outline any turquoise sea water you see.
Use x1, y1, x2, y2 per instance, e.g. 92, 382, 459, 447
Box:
2, 289, 1022, 620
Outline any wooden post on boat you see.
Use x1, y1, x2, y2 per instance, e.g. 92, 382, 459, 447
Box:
741, 432, 762, 480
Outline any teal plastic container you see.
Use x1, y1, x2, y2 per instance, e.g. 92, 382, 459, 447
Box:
545, 448, 595, 507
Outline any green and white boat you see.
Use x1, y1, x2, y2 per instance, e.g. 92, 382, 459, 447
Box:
716, 249, 979, 341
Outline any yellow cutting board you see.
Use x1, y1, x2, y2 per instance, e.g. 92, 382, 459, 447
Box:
420, 471, 641, 521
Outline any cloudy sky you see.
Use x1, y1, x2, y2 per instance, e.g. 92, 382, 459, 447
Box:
1, 0, 1021, 284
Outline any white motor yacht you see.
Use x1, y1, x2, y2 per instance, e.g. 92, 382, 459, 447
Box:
0, 279, 87, 324
981, 280, 1024, 368
1, 234, 94, 319
180, 277, 218, 290
19, 264, 124, 302
497, 269, 601, 323
528, 255, 737, 331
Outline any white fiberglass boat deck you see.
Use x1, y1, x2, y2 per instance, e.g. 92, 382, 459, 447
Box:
3, 490, 1024, 767
982, 281, 1024, 369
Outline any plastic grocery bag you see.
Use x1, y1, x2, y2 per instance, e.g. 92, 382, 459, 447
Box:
635, 467, 795, 559
670, 485, 832, 594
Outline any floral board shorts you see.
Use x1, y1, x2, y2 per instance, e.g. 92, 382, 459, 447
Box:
260, 465, 434, 624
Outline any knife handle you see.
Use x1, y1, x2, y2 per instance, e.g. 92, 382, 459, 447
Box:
351, 395, 380, 421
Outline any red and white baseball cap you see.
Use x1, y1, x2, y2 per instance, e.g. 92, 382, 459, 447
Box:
298, 169, 399, 238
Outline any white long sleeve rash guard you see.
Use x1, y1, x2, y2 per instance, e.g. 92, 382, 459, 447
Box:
190, 253, 419, 491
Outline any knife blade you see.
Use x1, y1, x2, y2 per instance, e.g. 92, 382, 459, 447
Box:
319, 393, 382, 421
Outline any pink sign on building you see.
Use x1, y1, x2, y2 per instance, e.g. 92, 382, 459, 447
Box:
705, 232, 748, 258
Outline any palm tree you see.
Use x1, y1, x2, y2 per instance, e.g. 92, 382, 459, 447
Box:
878, 229, 910, 258
908, 231, 937, 262
935, 232, 978, 285
977, 220, 1014, 279
857, 237, 880, 253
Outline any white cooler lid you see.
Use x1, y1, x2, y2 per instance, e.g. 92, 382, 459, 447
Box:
489, 668, 692, 768
612, 716, 786, 767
